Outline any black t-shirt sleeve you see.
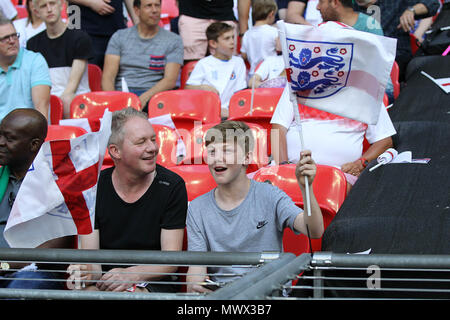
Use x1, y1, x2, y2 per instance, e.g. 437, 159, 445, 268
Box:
73, 31, 93, 61
160, 179, 188, 230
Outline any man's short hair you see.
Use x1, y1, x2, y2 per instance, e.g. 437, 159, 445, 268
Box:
251, 0, 278, 22
206, 22, 234, 42
205, 121, 254, 155
0, 13, 12, 27
108, 107, 148, 146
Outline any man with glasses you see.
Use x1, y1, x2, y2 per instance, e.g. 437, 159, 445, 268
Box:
0, 15, 51, 122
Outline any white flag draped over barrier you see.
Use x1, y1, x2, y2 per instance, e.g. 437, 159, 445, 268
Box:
4, 110, 112, 248
277, 20, 397, 125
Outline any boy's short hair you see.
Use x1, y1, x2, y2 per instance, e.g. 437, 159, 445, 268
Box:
251, 0, 278, 22
206, 22, 234, 42
108, 107, 148, 146
205, 121, 254, 155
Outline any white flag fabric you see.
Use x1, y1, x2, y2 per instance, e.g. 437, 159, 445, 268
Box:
277, 20, 397, 125
4, 110, 112, 248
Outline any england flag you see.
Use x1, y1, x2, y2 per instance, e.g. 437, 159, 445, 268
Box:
3, 110, 112, 248
277, 20, 397, 125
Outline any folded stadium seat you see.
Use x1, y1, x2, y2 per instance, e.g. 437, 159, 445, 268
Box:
391, 61, 401, 99
50, 95, 64, 125
45, 125, 87, 142
88, 64, 102, 92
228, 87, 284, 156
70, 91, 142, 119
252, 164, 347, 252
147, 89, 221, 133
179, 122, 269, 173
179, 61, 198, 89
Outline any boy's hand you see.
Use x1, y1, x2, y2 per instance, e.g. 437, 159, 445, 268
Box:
295, 150, 316, 188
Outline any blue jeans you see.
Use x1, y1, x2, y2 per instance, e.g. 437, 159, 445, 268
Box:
0, 270, 65, 290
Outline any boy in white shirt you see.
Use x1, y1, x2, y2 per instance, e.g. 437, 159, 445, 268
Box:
240, 0, 281, 76
185, 22, 247, 119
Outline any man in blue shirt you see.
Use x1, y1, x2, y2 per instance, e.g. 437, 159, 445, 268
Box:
0, 16, 51, 122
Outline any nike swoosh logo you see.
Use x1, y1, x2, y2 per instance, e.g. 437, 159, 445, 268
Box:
256, 221, 268, 229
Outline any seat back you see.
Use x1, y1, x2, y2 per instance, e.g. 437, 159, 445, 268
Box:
180, 122, 269, 172
50, 95, 64, 125
391, 61, 400, 99
147, 90, 221, 132
88, 64, 102, 92
169, 165, 217, 202
228, 88, 284, 155
45, 125, 87, 141
70, 91, 141, 119
252, 164, 347, 251
180, 61, 198, 89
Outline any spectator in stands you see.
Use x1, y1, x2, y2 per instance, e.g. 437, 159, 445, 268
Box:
68, 108, 188, 293
186, 121, 323, 293
178, 0, 248, 63
0, 108, 75, 290
354, 0, 440, 82
318, 0, 383, 34
68, 0, 138, 69
27, 0, 93, 119
185, 22, 247, 119
13, 0, 46, 48
286, 0, 310, 24
316, 0, 394, 102
0, 16, 50, 122
102, 0, 183, 111
271, 84, 396, 192
0, 1, 17, 21
240, 0, 281, 76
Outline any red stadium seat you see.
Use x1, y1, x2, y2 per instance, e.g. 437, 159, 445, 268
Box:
45, 125, 87, 141
101, 124, 180, 169
180, 61, 198, 89
410, 33, 419, 55
391, 61, 400, 99
253, 164, 347, 252
50, 95, 64, 125
14, 5, 27, 18
169, 165, 217, 201
161, 0, 179, 18
228, 88, 284, 155
70, 91, 142, 119
147, 89, 221, 132
180, 122, 269, 173
88, 64, 102, 92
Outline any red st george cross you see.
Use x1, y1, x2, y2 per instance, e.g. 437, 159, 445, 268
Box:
50, 140, 99, 234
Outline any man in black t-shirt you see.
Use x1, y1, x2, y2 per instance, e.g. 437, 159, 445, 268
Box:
67, 108, 188, 293
27, 0, 93, 119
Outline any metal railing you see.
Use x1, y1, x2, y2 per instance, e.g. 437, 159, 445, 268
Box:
0, 248, 283, 300
1, 249, 450, 300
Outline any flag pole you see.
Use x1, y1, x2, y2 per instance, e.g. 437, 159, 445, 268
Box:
250, 72, 256, 115
277, 20, 312, 217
